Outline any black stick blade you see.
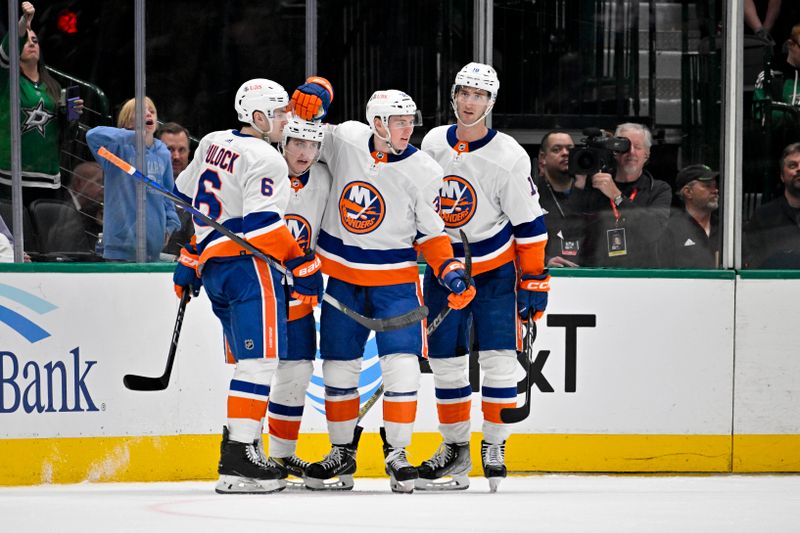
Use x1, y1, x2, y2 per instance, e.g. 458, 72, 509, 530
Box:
123, 374, 168, 391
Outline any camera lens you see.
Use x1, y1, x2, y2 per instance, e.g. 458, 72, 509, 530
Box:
577, 152, 596, 169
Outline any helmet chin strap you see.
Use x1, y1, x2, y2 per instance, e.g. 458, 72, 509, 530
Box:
374, 120, 405, 156
251, 115, 274, 141
451, 99, 494, 128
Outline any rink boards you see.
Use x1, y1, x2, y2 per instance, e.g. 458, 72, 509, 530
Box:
0, 265, 798, 484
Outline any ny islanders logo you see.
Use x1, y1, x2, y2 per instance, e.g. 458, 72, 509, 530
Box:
440, 175, 477, 228
285, 214, 312, 252
339, 181, 385, 234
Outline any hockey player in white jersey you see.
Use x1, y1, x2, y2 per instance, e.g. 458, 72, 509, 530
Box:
172, 79, 324, 494
265, 116, 332, 485
418, 62, 550, 492
290, 84, 476, 493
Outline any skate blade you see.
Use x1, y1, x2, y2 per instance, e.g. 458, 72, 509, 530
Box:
304, 474, 354, 491
390, 477, 416, 494
414, 474, 470, 491
284, 475, 307, 489
487, 476, 502, 493
215, 475, 287, 494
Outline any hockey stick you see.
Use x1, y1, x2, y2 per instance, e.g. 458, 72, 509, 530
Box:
500, 317, 537, 423
96, 147, 426, 332
426, 230, 472, 336
123, 289, 190, 391
348, 383, 384, 447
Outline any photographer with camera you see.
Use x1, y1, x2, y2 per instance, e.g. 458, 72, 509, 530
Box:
535, 130, 588, 267
575, 123, 671, 267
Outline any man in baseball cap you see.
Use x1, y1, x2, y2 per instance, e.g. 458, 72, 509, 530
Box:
657, 164, 720, 268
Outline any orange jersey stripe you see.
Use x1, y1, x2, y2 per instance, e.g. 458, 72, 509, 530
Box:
436, 400, 471, 424
228, 396, 268, 421
200, 238, 251, 264
268, 417, 302, 441
288, 302, 314, 321
469, 245, 517, 276
383, 399, 417, 424
516, 240, 546, 275
254, 259, 279, 359
249, 224, 304, 263
418, 235, 454, 276
320, 256, 420, 286
325, 397, 360, 422
224, 337, 235, 364
481, 401, 517, 424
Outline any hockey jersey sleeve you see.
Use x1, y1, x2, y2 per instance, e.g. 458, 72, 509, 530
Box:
413, 157, 453, 276
499, 154, 548, 275
241, 149, 304, 263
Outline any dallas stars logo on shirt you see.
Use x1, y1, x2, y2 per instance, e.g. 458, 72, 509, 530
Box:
21, 100, 56, 137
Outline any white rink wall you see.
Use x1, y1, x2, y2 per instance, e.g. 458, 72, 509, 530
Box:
0, 267, 798, 483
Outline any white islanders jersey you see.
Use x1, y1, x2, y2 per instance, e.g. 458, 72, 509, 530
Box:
285, 161, 332, 319
421, 125, 547, 275
318, 121, 450, 286
174, 129, 299, 265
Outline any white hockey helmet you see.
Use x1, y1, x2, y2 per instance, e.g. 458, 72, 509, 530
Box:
281, 116, 325, 154
366, 90, 422, 133
234, 78, 290, 125
283, 116, 324, 145
451, 62, 500, 102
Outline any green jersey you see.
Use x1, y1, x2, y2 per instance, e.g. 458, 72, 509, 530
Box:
0, 32, 61, 189
753, 68, 800, 127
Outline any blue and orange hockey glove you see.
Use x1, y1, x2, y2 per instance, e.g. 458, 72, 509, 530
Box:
286, 252, 324, 306
173, 243, 202, 299
291, 76, 334, 121
518, 270, 550, 321
437, 258, 476, 310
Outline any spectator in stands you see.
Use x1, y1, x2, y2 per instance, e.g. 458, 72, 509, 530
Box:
86, 97, 180, 262
534, 130, 587, 267
753, 23, 800, 127
0, 2, 83, 207
157, 122, 194, 257
657, 164, 720, 268
745, 0, 781, 45
581, 123, 672, 267
744, 142, 800, 268
66, 161, 103, 250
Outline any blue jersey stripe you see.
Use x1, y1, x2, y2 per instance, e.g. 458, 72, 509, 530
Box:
452, 223, 513, 257
197, 217, 244, 253
243, 211, 282, 234
513, 216, 548, 239
318, 230, 418, 265
268, 402, 305, 417
229, 379, 270, 397
482, 385, 518, 399
435, 385, 473, 400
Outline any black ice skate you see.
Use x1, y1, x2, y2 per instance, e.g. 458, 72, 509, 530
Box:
381, 427, 418, 493
481, 440, 507, 493
269, 454, 311, 488
215, 427, 288, 494
304, 443, 358, 490
415, 441, 471, 491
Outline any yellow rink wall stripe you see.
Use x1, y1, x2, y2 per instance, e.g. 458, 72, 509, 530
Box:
732, 435, 800, 472
1, 433, 798, 486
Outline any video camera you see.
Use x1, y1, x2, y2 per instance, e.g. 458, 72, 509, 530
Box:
567, 128, 631, 176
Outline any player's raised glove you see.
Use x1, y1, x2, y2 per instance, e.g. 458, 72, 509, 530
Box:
518, 270, 550, 321
291, 76, 333, 121
437, 258, 476, 310
173, 243, 202, 299
286, 252, 324, 306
